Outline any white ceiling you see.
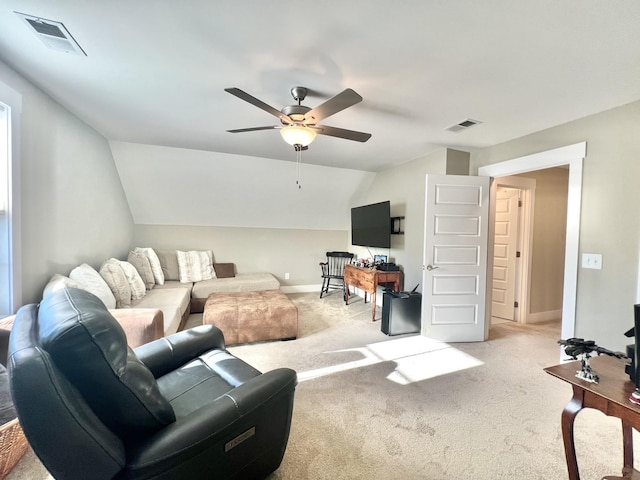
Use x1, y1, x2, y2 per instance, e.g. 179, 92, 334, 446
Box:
1, 1, 639, 172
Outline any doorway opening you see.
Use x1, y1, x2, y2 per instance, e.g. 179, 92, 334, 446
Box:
490, 169, 570, 329
479, 142, 585, 341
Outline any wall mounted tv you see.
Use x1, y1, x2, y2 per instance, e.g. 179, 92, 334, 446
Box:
351, 201, 391, 249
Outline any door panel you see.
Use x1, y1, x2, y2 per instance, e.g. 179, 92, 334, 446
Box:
491, 187, 519, 320
422, 174, 490, 342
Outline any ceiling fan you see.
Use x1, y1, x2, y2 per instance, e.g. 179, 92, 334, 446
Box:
224, 86, 372, 150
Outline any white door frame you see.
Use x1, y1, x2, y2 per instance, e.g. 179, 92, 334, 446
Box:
478, 142, 585, 341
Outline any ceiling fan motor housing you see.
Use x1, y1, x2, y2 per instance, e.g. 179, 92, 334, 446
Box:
281, 104, 311, 124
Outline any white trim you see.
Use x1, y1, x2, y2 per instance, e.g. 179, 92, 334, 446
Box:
280, 284, 321, 294
0, 80, 22, 314
527, 309, 562, 324
479, 142, 586, 341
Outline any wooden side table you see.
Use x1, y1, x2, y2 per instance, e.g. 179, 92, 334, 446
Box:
344, 264, 402, 321
544, 355, 640, 480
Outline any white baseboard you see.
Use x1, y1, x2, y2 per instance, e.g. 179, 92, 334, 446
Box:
527, 309, 562, 323
280, 284, 321, 294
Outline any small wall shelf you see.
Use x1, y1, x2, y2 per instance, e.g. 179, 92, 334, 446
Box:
391, 216, 405, 235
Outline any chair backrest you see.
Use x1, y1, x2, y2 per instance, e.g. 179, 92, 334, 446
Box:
8, 288, 175, 479
324, 251, 354, 277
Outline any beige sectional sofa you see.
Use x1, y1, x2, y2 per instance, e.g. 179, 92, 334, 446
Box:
44, 248, 280, 337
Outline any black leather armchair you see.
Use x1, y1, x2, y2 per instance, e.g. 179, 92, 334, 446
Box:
8, 288, 297, 479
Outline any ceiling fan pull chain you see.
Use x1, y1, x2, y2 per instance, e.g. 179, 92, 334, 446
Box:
296, 148, 302, 189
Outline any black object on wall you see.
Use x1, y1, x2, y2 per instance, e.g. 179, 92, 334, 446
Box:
351, 201, 391, 248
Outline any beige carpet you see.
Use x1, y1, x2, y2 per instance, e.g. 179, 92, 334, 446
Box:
8, 292, 638, 479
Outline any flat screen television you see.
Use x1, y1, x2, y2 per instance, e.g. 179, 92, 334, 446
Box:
351, 201, 391, 248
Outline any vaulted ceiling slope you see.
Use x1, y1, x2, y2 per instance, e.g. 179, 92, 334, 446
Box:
1, 1, 639, 172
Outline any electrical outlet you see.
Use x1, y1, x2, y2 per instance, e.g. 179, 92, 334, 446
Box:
284, 272, 290, 280
581, 253, 602, 270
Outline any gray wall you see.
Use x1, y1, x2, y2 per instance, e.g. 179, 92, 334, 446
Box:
472, 100, 640, 350
515, 168, 568, 316
133, 224, 347, 288
0, 60, 134, 306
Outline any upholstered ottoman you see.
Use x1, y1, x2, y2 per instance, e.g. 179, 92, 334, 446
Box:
203, 289, 298, 345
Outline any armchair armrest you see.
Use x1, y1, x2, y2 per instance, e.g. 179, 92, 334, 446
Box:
109, 308, 164, 348
124, 368, 297, 476
0, 315, 15, 367
135, 325, 226, 377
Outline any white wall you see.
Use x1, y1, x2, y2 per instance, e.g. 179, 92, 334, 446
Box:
111, 141, 375, 230
0, 60, 134, 306
472, 100, 640, 350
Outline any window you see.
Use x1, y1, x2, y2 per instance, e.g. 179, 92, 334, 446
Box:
0, 103, 10, 316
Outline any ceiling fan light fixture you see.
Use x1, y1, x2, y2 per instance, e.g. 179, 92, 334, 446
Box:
280, 125, 316, 147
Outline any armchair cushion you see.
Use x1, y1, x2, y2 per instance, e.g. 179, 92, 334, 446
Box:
38, 288, 175, 437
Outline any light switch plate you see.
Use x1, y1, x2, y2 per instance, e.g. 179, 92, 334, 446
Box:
582, 253, 602, 270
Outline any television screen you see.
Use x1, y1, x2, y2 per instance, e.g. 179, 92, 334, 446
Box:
351, 201, 391, 248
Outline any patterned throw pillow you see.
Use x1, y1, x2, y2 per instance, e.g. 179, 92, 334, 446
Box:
176, 250, 215, 283
119, 261, 146, 301
99, 259, 132, 308
134, 247, 164, 285
127, 251, 155, 290
69, 263, 117, 309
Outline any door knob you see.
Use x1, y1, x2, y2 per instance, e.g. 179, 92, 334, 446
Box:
426, 265, 440, 271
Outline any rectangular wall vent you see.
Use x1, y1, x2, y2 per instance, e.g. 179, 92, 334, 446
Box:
446, 118, 482, 133
15, 12, 86, 56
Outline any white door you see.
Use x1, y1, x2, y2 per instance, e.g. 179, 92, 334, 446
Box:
491, 187, 520, 321
422, 174, 490, 342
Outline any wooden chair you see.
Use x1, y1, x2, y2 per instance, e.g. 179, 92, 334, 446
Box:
319, 251, 354, 299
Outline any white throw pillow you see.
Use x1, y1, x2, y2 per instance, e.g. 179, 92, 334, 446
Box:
176, 250, 215, 283
99, 259, 132, 308
119, 260, 146, 301
69, 263, 117, 309
127, 251, 155, 290
42, 274, 81, 300
135, 247, 164, 285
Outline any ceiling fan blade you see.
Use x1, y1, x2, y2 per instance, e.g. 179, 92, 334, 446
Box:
313, 125, 371, 142
225, 88, 290, 122
303, 88, 363, 123
226, 126, 280, 133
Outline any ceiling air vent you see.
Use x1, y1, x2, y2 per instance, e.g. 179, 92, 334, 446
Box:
446, 118, 482, 133
15, 12, 86, 56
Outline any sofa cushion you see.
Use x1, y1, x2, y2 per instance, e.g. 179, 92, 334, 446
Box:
156, 250, 180, 281
131, 283, 192, 336
38, 288, 175, 437
119, 261, 146, 301
135, 247, 164, 286
127, 251, 155, 290
213, 263, 235, 279
176, 250, 215, 283
69, 263, 117, 309
100, 259, 132, 308
192, 273, 280, 300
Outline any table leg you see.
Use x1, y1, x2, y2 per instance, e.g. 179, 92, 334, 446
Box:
345, 283, 350, 305
371, 290, 376, 321
561, 387, 585, 480
623, 421, 634, 473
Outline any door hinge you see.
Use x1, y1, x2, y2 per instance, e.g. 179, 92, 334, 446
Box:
514, 301, 519, 308
518, 200, 523, 207
516, 251, 521, 258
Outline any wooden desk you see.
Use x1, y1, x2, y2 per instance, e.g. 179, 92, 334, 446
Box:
344, 264, 402, 321
544, 356, 640, 480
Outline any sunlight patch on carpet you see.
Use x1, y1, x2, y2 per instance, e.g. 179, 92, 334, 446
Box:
297, 335, 484, 384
